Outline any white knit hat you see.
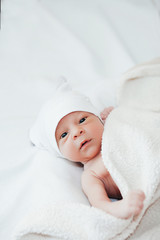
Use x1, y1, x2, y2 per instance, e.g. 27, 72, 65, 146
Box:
29, 78, 102, 156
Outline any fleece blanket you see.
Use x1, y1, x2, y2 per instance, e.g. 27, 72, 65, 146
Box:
13, 58, 160, 240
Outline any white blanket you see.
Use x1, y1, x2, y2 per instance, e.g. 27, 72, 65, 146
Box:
13, 58, 160, 240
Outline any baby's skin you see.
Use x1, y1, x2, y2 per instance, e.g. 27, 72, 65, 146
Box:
55, 107, 145, 219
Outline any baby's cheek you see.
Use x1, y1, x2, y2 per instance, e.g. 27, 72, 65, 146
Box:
58, 142, 66, 156
67, 145, 81, 162
61, 142, 73, 158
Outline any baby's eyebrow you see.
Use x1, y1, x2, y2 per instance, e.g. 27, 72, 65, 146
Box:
57, 127, 67, 138
79, 113, 88, 118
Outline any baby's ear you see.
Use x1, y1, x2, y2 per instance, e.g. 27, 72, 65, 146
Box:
56, 76, 72, 93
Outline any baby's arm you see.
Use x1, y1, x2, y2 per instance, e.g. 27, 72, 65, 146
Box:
81, 170, 145, 219
100, 106, 114, 121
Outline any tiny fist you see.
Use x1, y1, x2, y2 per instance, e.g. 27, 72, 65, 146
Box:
136, 190, 146, 199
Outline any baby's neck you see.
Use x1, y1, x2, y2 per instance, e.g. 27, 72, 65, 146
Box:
83, 152, 102, 171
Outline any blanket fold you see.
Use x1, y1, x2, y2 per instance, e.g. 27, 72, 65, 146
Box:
13, 58, 160, 240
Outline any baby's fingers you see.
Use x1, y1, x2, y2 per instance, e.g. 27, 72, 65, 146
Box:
132, 203, 143, 217
134, 190, 146, 200
100, 106, 114, 120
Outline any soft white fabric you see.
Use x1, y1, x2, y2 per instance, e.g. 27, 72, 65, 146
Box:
13, 59, 160, 239
29, 78, 102, 156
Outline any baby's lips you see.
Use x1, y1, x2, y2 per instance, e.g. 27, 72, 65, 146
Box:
80, 140, 87, 149
80, 139, 91, 149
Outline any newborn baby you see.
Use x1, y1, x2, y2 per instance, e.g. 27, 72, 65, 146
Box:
30, 79, 145, 219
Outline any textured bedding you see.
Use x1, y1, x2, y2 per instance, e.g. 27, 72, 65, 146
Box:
13, 59, 160, 240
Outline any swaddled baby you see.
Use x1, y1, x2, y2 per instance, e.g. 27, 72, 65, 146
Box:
30, 79, 145, 219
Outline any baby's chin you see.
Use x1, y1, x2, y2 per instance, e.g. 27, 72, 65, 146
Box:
63, 145, 101, 163
86, 145, 101, 157
67, 154, 94, 164
80, 150, 101, 164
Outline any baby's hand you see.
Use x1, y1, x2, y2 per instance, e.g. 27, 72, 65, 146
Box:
121, 190, 146, 219
100, 106, 114, 121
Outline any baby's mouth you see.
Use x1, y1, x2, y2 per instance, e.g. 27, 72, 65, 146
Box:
80, 139, 91, 149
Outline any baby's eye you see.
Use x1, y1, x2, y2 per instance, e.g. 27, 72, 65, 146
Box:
79, 117, 87, 124
61, 132, 68, 139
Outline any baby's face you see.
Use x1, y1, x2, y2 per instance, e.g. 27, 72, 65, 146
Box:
55, 111, 104, 164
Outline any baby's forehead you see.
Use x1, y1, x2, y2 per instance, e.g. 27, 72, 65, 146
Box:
58, 111, 90, 125
67, 111, 91, 118
55, 111, 93, 132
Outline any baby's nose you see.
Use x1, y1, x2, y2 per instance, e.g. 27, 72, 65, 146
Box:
73, 128, 84, 139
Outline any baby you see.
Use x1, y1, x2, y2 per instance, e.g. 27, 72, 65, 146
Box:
30, 80, 145, 219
